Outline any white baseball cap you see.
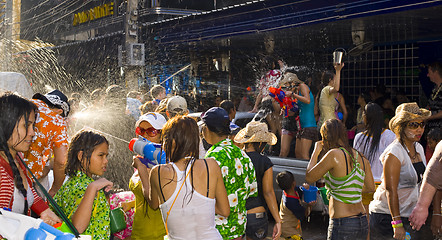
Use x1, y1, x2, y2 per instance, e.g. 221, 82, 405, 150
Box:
136, 112, 167, 130
166, 96, 188, 114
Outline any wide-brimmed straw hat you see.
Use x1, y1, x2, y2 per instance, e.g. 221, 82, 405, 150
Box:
279, 72, 302, 86
389, 102, 431, 135
234, 121, 277, 145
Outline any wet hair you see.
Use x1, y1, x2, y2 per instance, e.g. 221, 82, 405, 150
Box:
220, 100, 235, 115
429, 61, 442, 78
355, 103, 384, 164
65, 130, 109, 177
244, 142, 266, 153
162, 116, 199, 163
427, 128, 442, 141
71, 92, 81, 101
276, 171, 295, 191
0, 92, 38, 214
150, 85, 166, 99
359, 92, 371, 105
139, 101, 157, 115
321, 70, 334, 86
161, 116, 200, 205
320, 119, 354, 160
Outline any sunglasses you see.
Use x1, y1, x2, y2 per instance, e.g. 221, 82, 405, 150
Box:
136, 127, 161, 137
407, 121, 425, 129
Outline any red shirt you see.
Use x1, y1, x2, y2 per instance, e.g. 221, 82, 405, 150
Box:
0, 153, 48, 215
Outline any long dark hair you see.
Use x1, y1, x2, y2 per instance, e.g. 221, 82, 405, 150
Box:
161, 116, 200, 205
0, 92, 37, 214
66, 130, 108, 177
356, 103, 384, 164
320, 119, 354, 160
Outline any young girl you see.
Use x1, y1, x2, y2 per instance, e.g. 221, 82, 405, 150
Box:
0, 92, 61, 227
54, 130, 113, 240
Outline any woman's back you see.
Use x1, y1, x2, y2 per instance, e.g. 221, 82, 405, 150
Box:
324, 148, 373, 218
318, 86, 338, 127
157, 158, 222, 240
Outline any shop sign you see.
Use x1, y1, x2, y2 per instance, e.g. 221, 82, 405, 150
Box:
73, 2, 114, 26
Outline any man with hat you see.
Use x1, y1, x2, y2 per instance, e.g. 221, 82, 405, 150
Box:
202, 107, 257, 240
166, 95, 188, 119
23, 89, 70, 197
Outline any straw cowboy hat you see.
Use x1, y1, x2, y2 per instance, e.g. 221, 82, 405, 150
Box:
389, 102, 431, 135
279, 72, 303, 86
234, 121, 277, 145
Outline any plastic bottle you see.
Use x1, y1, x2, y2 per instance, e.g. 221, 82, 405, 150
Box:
405, 232, 411, 240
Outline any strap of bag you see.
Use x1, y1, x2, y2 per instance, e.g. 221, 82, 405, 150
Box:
17, 154, 80, 237
164, 161, 193, 236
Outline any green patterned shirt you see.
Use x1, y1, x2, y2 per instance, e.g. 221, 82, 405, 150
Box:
54, 171, 110, 240
205, 139, 258, 239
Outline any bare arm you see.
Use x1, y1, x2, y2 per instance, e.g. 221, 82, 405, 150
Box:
329, 63, 344, 94
291, 84, 310, 104
252, 93, 263, 112
409, 180, 437, 230
361, 156, 376, 193
133, 157, 151, 200
262, 167, 282, 240
148, 166, 160, 210
314, 93, 320, 122
306, 141, 335, 183
71, 178, 113, 233
384, 153, 406, 240
427, 111, 442, 121
210, 159, 230, 217
49, 146, 68, 196
338, 94, 348, 124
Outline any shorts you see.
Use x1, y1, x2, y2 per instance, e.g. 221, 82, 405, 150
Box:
282, 115, 299, 133
246, 212, 269, 240
296, 127, 319, 141
282, 129, 297, 137
328, 214, 368, 240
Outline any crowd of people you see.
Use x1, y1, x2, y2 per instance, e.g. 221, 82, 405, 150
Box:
0, 59, 441, 240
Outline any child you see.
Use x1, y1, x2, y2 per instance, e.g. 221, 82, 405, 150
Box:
129, 112, 167, 239
276, 171, 314, 240
425, 128, 441, 164
54, 130, 113, 240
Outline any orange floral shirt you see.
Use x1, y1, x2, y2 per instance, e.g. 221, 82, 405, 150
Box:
23, 99, 68, 178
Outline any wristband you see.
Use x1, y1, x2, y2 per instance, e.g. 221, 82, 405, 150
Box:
433, 213, 441, 216
391, 220, 402, 225
392, 223, 403, 228
391, 215, 401, 219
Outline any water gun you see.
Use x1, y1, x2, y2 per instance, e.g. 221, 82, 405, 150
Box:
128, 137, 166, 168
269, 87, 298, 117
0, 208, 90, 240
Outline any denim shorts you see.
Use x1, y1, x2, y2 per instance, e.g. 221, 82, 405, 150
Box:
327, 214, 368, 240
246, 212, 269, 240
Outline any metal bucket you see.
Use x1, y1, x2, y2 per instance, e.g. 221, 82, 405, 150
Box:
333, 48, 346, 64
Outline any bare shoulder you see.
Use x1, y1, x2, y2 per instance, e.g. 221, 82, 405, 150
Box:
194, 158, 220, 170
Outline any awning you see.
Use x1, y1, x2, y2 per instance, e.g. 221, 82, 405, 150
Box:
144, 0, 442, 45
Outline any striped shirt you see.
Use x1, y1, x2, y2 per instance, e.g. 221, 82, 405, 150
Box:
324, 148, 365, 204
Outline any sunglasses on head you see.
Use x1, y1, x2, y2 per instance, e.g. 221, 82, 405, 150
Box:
407, 121, 425, 129
136, 126, 161, 137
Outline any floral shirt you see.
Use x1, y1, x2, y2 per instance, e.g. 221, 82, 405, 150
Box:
23, 99, 68, 178
257, 69, 283, 97
205, 139, 258, 239
54, 171, 110, 240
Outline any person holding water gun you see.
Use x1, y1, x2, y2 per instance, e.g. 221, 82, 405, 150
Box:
128, 112, 167, 239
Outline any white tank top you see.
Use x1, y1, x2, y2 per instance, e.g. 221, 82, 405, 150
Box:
159, 162, 221, 240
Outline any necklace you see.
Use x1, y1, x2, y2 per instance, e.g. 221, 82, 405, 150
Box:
404, 143, 419, 163
431, 84, 442, 101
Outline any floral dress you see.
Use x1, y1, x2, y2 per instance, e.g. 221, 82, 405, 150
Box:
54, 171, 110, 240
205, 139, 258, 239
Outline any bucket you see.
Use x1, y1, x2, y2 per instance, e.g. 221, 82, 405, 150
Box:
110, 207, 127, 234
319, 187, 329, 205
333, 48, 346, 64
300, 186, 318, 203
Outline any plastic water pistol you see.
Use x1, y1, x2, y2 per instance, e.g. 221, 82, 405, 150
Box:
269, 87, 298, 117
129, 137, 166, 168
